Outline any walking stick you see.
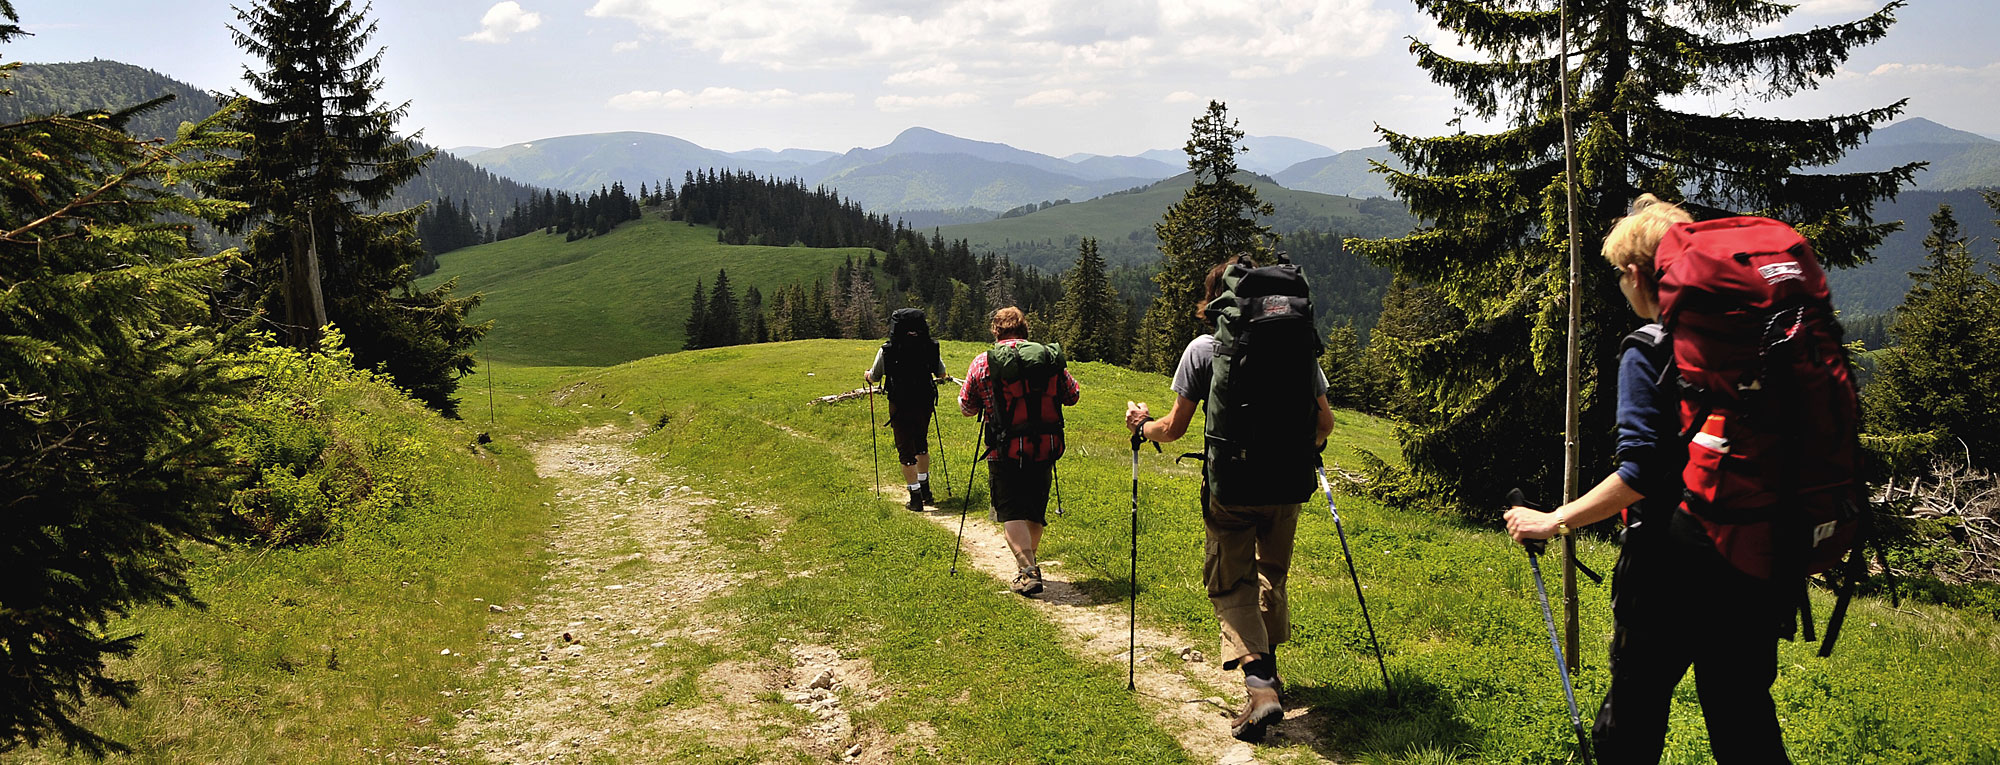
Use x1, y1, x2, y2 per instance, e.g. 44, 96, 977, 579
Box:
931, 404, 951, 502
1509, 488, 1595, 765
869, 384, 880, 498
950, 419, 985, 575
1052, 462, 1064, 517
1318, 463, 1394, 705
1126, 427, 1158, 690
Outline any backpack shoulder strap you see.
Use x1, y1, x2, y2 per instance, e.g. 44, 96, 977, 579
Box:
1622, 323, 1678, 392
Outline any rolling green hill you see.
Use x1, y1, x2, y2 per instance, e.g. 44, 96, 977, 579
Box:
416, 216, 872, 366
937, 171, 1410, 273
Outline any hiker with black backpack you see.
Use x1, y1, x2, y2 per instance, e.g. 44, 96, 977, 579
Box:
865, 308, 952, 512
1506, 194, 1865, 763
1124, 256, 1335, 743
958, 306, 1082, 597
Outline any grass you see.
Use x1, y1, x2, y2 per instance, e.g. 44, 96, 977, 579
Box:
570, 338, 2000, 764
415, 216, 872, 366
10, 347, 557, 764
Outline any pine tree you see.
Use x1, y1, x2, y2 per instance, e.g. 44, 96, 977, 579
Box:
213, 0, 488, 416
682, 278, 708, 351
1057, 237, 1124, 363
844, 266, 882, 339
1319, 320, 1369, 410
1864, 203, 2000, 472
743, 285, 769, 344
0, 11, 250, 752
703, 269, 740, 347
1346, 0, 1917, 511
1134, 101, 1275, 371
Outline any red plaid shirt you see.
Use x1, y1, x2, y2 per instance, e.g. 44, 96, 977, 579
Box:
958, 339, 1082, 462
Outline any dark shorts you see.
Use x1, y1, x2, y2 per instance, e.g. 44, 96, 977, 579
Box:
988, 458, 1053, 526
887, 404, 931, 465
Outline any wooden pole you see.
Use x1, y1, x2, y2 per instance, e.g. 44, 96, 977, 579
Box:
1557, 0, 1585, 673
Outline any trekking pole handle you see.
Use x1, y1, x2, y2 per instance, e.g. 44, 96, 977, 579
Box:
1129, 417, 1161, 452
1508, 488, 1550, 556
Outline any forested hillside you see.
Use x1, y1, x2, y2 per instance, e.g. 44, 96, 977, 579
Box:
5, 60, 541, 259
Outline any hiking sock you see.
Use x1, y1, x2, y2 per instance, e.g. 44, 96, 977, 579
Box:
1241, 656, 1278, 684
907, 482, 922, 494
917, 472, 929, 483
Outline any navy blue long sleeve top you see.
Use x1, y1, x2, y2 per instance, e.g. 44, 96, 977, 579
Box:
1614, 325, 1680, 501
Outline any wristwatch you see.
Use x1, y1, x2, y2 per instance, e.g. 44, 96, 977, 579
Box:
1555, 516, 1572, 537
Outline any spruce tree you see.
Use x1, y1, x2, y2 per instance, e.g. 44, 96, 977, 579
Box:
213, 0, 487, 416
744, 285, 769, 344
0, 10, 249, 752
1134, 101, 1275, 371
1057, 237, 1123, 363
1348, 0, 1918, 511
703, 268, 740, 347
682, 278, 708, 351
1319, 320, 1369, 411
1863, 204, 2000, 471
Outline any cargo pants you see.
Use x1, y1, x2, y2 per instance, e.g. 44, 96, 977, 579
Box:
1202, 489, 1301, 669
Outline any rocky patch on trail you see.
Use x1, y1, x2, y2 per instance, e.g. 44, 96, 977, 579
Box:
446, 426, 912, 764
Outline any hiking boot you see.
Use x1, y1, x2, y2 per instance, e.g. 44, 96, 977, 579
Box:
1230, 682, 1283, 743
1010, 568, 1044, 596
919, 480, 935, 505
906, 492, 924, 512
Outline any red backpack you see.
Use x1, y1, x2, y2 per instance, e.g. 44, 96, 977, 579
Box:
1654, 216, 1870, 655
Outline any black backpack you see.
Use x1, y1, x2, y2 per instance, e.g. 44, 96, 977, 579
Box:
1202, 257, 1323, 505
882, 308, 940, 411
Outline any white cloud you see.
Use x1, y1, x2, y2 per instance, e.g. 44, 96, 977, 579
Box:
885, 63, 965, 87
463, 1, 543, 44
608, 87, 854, 110
611, 40, 641, 53
1793, 0, 1878, 15
1014, 89, 1110, 107
874, 92, 982, 112
1229, 65, 1278, 80
583, 0, 1400, 75
1164, 90, 1199, 104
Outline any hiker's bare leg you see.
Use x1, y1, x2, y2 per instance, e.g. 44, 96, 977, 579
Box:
1003, 519, 1041, 570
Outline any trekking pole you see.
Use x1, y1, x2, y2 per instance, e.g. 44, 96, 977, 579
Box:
950, 419, 985, 575
1509, 488, 1595, 765
869, 384, 881, 498
931, 405, 952, 502
1052, 463, 1064, 517
1126, 427, 1158, 690
1318, 463, 1394, 705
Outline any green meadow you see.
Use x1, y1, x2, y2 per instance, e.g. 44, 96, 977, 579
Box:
517, 339, 2000, 763
415, 216, 872, 366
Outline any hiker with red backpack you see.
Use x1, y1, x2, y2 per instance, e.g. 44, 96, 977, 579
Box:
1125, 257, 1335, 743
1506, 194, 1866, 763
865, 308, 951, 512
958, 306, 1082, 597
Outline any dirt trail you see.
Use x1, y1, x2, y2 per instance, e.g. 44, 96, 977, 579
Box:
451, 424, 1341, 763
907, 481, 1347, 765
446, 425, 898, 763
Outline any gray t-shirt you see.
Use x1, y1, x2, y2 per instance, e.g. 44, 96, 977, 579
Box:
1170, 334, 1328, 403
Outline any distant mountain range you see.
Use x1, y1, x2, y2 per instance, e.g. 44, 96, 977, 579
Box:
12, 60, 539, 233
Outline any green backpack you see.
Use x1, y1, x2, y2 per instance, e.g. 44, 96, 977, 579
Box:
986, 341, 1067, 460
1202, 260, 1322, 505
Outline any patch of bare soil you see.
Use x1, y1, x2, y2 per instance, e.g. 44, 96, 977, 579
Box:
445, 425, 902, 763
912, 486, 1348, 765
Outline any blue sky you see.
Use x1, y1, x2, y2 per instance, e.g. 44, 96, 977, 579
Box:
9, 1, 1996, 158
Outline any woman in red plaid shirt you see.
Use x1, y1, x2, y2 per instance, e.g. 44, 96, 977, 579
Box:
958, 306, 1082, 596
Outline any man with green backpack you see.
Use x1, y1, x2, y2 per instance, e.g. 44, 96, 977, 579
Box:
1125, 257, 1335, 743
958, 306, 1082, 596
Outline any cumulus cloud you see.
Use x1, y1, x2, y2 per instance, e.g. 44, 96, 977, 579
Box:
608, 87, 855, 110
874, 92, 982, 112
463, 1, 542, 44
611, 40, 641, 53
1793, 0, 1880, 14
885, 63, 965, 87
1014, 89, 1109, 107
584, 0, 1399, 75
1164, 90, 1199, 103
